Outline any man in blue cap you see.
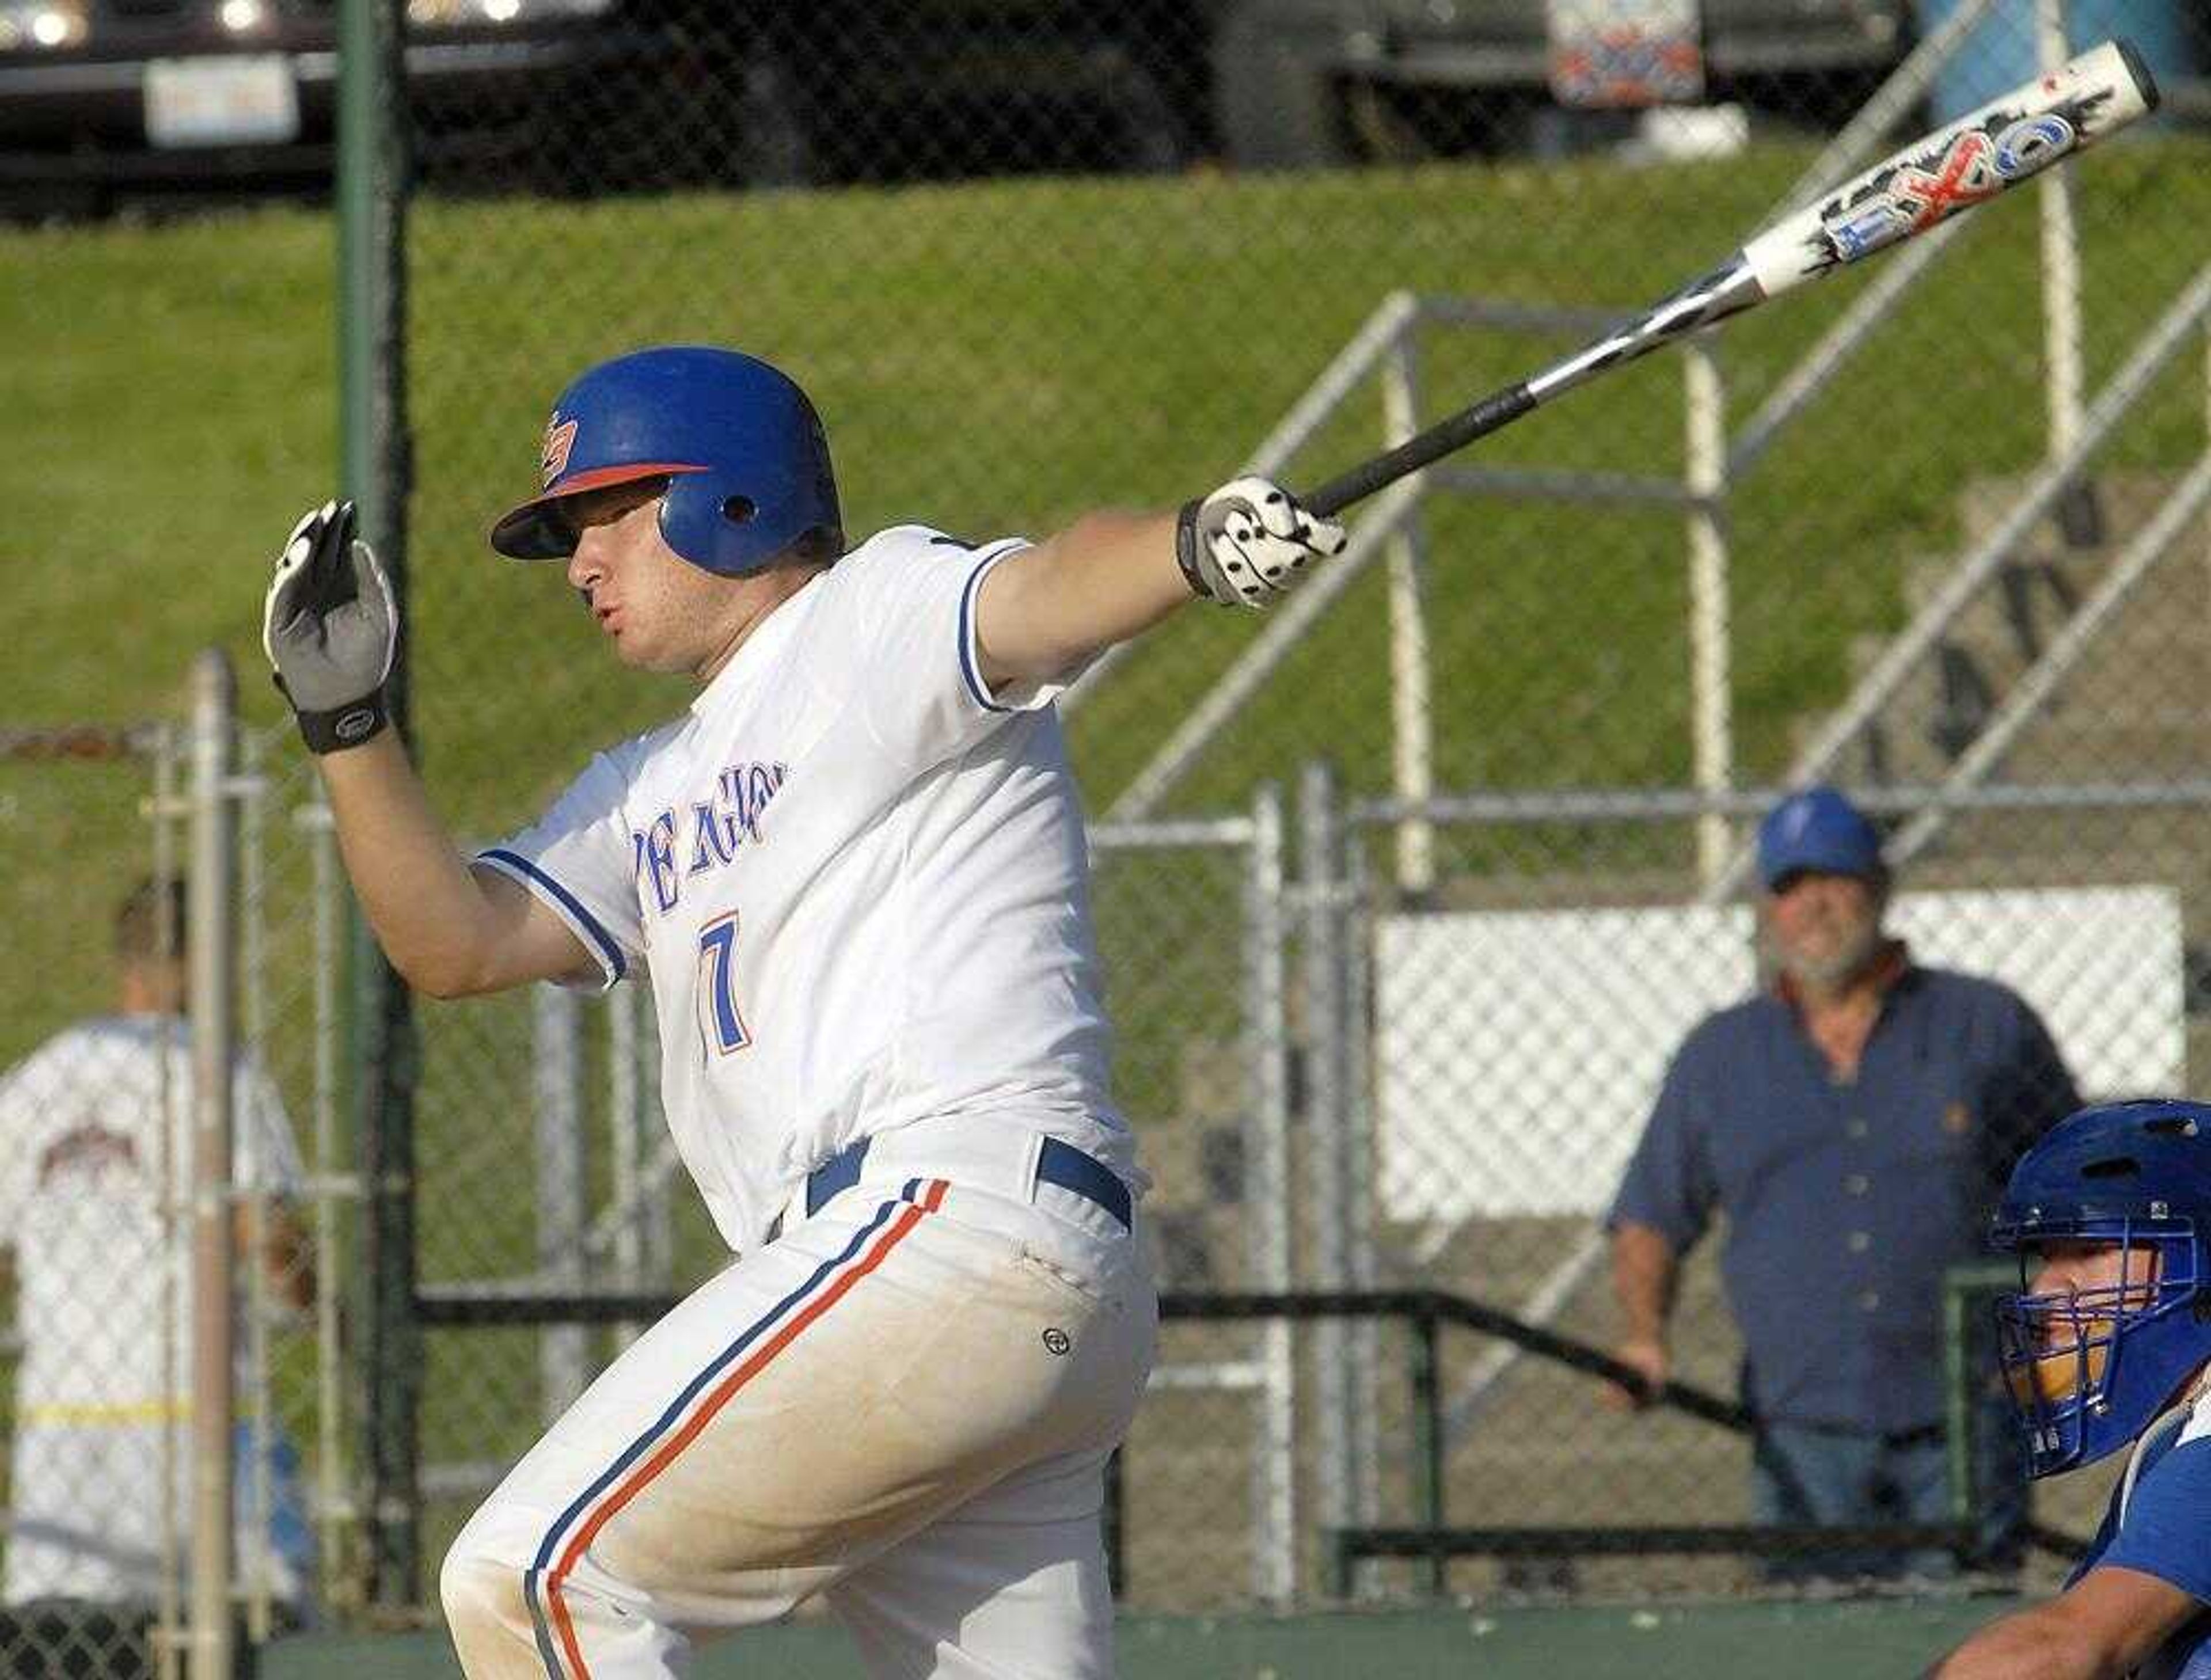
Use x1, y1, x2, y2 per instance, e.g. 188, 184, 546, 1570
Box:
1604, 784, 2080, 1582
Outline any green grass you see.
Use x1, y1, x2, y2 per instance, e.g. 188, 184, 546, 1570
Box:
8, 145, 2206, 835
7, 131, 2208, 1264
5, 147, 2209, 1599
7, 145, 2208, 1058
12, 142, 2203, 1065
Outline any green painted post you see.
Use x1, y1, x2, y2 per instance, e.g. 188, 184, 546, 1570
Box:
337, 0, 420, 1614
1411, 1308, 1445, 1597
1329, 1531, 1354, 1602
1944, 1261, 2013, 1558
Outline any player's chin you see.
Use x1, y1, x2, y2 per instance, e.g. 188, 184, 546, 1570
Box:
613, 634, 699, 676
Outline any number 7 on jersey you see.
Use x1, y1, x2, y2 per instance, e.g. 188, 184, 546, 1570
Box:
697, 913, 750, 1055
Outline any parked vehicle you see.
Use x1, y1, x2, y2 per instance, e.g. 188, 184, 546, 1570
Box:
0, 0, 725, 211
1213, 0, 1913, 167
771, 0, 1217, 184
0, 0, 1215, 216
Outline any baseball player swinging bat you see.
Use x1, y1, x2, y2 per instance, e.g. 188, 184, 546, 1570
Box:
1301, 38, 2161, 519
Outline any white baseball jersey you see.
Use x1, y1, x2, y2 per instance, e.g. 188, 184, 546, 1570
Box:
0, 1014, 310, 1606
477, 526, 1139, 1252
442, 525, 1159, 1679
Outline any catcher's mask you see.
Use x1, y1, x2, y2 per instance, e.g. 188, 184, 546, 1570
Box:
491, 345, 843, 578
1990, 1098, 2211, 1478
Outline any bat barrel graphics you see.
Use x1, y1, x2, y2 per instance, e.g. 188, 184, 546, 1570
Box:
1300, 39, 2157, 520
1742, 37, 2158, 299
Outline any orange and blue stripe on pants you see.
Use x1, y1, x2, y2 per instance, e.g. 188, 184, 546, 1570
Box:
522, 1178, 949, 1678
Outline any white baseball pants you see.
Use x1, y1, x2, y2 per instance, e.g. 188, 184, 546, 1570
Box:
440, 1165, 1155, 1678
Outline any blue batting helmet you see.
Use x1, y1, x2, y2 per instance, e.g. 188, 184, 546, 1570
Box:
490, 345, 842, 577
1989, 1099, 2211, 1477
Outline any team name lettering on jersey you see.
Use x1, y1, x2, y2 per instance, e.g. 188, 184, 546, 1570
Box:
633, 761, 789, 915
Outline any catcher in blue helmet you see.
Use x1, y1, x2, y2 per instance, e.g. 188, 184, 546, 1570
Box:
1929, 1099, 2211, 1679
257, 345, 1350, 1680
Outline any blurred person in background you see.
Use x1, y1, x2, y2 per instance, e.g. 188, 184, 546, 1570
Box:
0, 877, 317, 1652
1604, 784, 2080, 1582
1927, 1098, 2211, 1678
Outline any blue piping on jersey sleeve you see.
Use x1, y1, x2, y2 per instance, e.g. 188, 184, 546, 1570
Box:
956, 541, 1030, 714
474, 847, 629, 986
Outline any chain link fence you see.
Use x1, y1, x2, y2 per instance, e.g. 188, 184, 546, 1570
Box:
6, 0, 2211, 1654
386, 0, 2211, 1611
0, 722, 337, 1675
1320, 780, 2211, 1601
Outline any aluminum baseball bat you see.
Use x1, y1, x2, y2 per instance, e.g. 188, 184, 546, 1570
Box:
1301, 38, 2160, 519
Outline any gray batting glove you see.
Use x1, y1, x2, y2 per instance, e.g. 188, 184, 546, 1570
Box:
1175, 475, 1348, 609
261, 499, 398, 754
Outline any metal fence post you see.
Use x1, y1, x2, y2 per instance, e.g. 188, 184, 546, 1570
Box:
235, 733, 278, 1643
339, 0, 419, 1607
1298, 762, 1357, 1579
1247, 785, 1297, 1603
1944, 1269, 1974, 1533
1340, 826, 1382, 1528
305, 799, 355, 1607
2037, 0, 2092, 542
607, 983, 662, 1348
535, 987, 590, 1420
187, 651, 237, 1680
1381, 330, 1437, 899
1683, 339, 1733, 883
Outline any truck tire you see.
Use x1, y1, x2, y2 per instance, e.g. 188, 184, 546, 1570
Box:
1213, 1, 1346, 169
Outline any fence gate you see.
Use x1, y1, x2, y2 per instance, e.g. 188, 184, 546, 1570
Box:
1306, 769, 2211, 1601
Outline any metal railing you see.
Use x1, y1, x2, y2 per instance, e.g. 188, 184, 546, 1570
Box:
1069, 4, 2204, 900
1714, 265, 2211, 896
1317, 1265, 2086, 1601
1886, 448, 2211, 868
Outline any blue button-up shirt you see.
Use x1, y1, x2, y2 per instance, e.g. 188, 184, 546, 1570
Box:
1609, 960, 2079, 1434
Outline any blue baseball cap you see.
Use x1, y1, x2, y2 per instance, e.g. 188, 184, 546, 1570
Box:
1756, 784, 1885, 890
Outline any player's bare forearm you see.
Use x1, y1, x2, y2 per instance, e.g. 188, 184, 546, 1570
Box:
1923, 1607, 2119, 1679
975, 480, 1351, 683
315, 732, 588, 997
1924, 1570, 2204, 1680
973, 509, 1184, 687
263, 505, 588, 996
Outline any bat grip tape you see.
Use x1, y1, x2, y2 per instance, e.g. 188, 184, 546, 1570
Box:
1305, 383, 1537, 518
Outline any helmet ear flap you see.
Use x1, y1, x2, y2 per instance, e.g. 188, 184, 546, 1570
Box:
656, 470, 839, 576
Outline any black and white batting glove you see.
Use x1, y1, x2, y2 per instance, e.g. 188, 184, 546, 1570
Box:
1175, 476, 1348, 609
261, 500, 398, 754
